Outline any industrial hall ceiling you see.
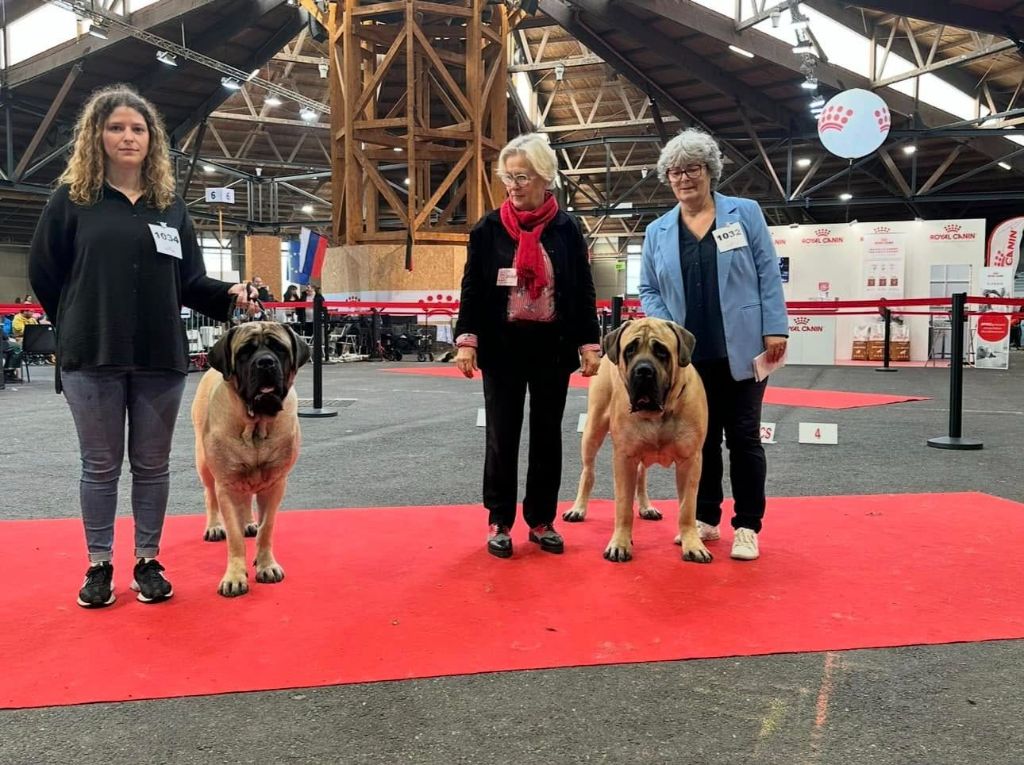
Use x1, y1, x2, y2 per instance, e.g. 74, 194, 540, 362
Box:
0, 0, 1022, 251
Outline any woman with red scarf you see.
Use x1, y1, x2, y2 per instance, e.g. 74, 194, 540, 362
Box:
454, 133, 601, 559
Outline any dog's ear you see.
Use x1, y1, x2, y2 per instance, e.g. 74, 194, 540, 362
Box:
207, 326, 237, 376
601, 320, 632, 364
669, 322, 696, 367
287, 325, 311, 369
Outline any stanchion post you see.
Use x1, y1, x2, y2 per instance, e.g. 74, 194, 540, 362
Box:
298, 291, 337, 419
927, 292, 980, 449
612, 295, 624, 329
876, 306, 897, 372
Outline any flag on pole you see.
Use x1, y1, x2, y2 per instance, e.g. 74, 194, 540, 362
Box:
292, 227, 328, 285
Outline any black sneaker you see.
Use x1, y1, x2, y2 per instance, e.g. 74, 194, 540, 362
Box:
131, 559, 174, 603
528, 523, 564, 554
77, 562, 115, 608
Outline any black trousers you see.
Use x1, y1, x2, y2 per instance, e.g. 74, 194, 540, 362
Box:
694, 358, 768, 533
480, 326, 571, 529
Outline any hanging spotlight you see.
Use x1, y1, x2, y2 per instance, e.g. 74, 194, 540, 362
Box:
903, 144, 917, 155
317, 60, 329, 78
264, 95, 282, 107
221, 77, 242, 90
299, 107, 318, 121
554, 62, 566, 81
793, 39, 814, 55
800, 76, 818, 89
156, 50, 177, 66
203, 165, 216, 174
796, 157, 812, 168
839, 192, 852, 201
87, 20, 109, 39
809, 95, 825, 109
302, 204, 314, 214
728, 45, 755, 59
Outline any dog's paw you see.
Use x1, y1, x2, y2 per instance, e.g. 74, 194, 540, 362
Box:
244, 522, 259, 538
204, 526, 226, 542
255, 563, 285, 584
562, 506, 587, 522
218, 574, 249, 597
603, 538, 633, 563
638, 505, 662, 521
682, 545, 713, 564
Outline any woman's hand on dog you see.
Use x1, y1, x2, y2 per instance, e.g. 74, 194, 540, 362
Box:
580, 349, 601, 377
455, 347, 478, 378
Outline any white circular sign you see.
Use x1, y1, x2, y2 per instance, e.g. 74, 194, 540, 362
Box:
816, 88, 891, 159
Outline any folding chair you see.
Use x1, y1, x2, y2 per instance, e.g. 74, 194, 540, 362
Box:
20, 324, 57, 383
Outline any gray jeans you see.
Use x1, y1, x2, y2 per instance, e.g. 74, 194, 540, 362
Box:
61, 367, 187, 563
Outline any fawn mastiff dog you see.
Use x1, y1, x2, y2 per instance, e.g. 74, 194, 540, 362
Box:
192, 321, 310, 596
564, 318, 711, 563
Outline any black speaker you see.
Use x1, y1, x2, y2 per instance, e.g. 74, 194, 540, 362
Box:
308, 14, 328, 43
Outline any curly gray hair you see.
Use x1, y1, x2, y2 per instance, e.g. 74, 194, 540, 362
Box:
656, 128, 724, 190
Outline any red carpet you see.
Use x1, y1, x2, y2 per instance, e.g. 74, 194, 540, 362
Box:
3, 493, 1023, 708
383, 366, 929, 409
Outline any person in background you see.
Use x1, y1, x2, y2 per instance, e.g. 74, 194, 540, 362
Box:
454, 132, 601, 559
29, 84, 257, 609
252, 275, 274, 303
11, 306, 38, 339
638, 128, 788, 562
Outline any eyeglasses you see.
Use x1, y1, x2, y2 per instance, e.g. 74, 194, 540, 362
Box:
498, 172, 538, 187
666, 165, 706, 182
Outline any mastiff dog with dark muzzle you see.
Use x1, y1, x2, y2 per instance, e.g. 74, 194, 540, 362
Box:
565, 318, 711, 563
191, 321, 311, 596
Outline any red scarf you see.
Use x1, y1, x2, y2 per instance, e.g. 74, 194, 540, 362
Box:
499, 192, 559, 300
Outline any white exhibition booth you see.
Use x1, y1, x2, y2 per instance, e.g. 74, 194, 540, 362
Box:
770, 219, 986, 363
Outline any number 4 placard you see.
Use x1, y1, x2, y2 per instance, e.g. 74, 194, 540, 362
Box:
798, 422, 838, 445
760, 422, 777, 444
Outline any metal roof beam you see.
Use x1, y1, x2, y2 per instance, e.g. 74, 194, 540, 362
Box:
563, 0, 804, 129
841, 1, 1023, 39
7, 0, 226, 88
631, 0, 1024, 172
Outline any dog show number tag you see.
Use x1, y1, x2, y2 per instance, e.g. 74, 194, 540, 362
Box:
496, 268, 518, 287
149, 223, 182, 259
712, 222, 748, 252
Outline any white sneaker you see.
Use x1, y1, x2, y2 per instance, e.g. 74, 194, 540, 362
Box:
731, 528, 759, 560
697, 521, 720, 541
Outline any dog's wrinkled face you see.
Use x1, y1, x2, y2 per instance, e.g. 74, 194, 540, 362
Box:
602, 318, 696, 416
208, 322, 311, 416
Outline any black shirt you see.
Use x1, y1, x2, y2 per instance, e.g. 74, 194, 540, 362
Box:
29, 184, 234, 373
678, 221, 728, 363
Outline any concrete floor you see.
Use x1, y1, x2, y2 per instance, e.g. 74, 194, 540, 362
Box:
1, 357, 1023, 763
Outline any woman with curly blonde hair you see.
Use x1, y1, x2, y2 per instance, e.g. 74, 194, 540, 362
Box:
30, 84, 258, 609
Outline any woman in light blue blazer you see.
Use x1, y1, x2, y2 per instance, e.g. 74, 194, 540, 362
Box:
638, 128, 788, 562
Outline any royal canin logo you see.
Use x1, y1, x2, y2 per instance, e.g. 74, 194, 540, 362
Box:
875, 107, 891, 133
773, 238, 786, 246
929, 222, 977, 242
801, 227, 844, 245
818, 105, 854, 133
872, 226, 891, 234
789, 316, 824, 332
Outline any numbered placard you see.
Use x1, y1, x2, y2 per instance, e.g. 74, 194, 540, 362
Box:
476, 408, 486, 427
759, 422, 777, 444
577, 413, 588, 433
798, 422, 838, 445
205, 187, 235, 204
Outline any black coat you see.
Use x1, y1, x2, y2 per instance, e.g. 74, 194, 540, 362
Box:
454, 209, 600, 373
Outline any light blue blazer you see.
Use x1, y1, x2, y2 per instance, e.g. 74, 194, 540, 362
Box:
638, 192, 789, 381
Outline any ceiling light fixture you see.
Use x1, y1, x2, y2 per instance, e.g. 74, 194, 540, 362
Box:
903, 144, 917, 155
728, 45, 755, 59
300, 107, 318, 121
156, 50, 177, 66
796, 157, 812, 168
87, 20, 109, 39
839, 192, 853, 201
554, 62, 566, 81
264, 95, 282, 107
203, 165, 215, 174
800, 76, 818, 90
221, 77, 242, 90
809, 95, 825, 109
302, 204, 314, 214
998, 161, 1012, 170
248, 68, 260, 81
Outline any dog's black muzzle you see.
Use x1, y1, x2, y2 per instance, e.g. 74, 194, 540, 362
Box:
627, 360, 665, 413
243, 351, 285, 416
